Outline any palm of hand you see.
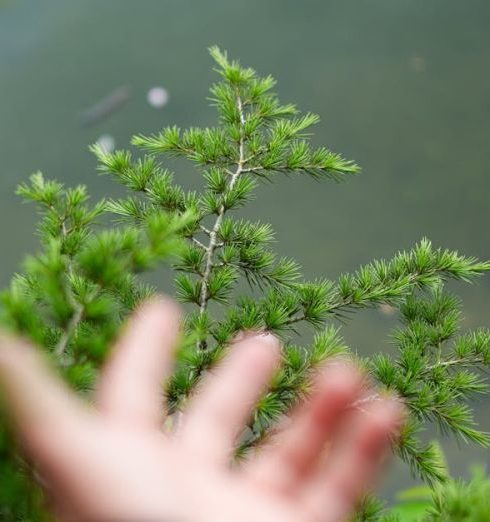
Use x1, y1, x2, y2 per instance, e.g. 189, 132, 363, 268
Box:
0, 299, 402, 522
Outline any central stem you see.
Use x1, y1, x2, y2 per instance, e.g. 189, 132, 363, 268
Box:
198, 94, 246, 317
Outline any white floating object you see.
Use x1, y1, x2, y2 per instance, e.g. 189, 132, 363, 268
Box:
96, 134, 116, 154
409, 56, 427, 73
147, 86, 169, 108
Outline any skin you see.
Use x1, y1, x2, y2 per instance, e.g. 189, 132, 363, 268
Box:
0, 297, 404, 522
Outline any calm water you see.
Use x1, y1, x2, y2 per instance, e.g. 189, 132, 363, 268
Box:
1, 0, 489, 496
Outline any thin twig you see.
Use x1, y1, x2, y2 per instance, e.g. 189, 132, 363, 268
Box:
191, 237, 207, 249
55, 305, 84, 357
284, 314, 306, 326
425, 356, 485, 372
199, 224, 212, 236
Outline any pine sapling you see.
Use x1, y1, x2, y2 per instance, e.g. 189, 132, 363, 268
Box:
1, 47, 489, 521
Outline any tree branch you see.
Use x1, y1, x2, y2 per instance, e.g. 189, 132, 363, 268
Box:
54, 216, 85, 358
198, 94, 246, 319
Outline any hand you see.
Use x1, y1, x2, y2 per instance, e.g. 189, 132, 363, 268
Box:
0, 297, 403, 522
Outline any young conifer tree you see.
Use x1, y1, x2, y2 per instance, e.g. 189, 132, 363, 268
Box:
1, 47, 489, 521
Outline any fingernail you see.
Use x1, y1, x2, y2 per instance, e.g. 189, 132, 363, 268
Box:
256, 331, 281, 347
233, 330, 281, 350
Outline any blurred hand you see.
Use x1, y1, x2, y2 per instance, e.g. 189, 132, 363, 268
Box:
0, 297, 403, 522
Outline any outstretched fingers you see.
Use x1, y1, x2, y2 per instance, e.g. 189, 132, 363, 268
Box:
178, 332, 282, 466
97, 297, 181, 429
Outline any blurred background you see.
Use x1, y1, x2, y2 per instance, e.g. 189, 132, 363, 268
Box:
1, 0, 489, 498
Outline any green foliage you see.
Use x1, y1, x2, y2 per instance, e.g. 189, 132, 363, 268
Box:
426, 467, 490, 521
370, 286, 490, 484
0, 174, 191, 519
1, 47, 490, 520
370, 467, 490, 521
